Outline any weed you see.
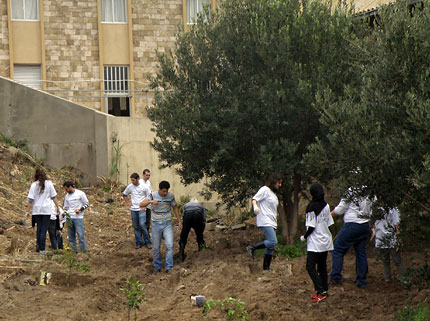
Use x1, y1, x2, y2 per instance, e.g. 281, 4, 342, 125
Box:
202, 297, 250, 320
254, 241, 307, 259
110, 139, 123, 181
396, 305, 430, 321
402, 262, 430, 289
120, 277, 147, 321
0, 134, 28, 152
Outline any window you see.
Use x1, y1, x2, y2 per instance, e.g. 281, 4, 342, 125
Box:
186, 0, 210, 24
101, 0, 127, 23
13, 65, 42, 89
11, 0, 39, 21
104, 66, 130, 116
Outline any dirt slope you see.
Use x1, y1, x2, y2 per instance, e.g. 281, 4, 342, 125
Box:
0, 142, 428, 321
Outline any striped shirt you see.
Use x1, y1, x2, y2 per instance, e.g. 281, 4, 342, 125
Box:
151, 191, 176, 222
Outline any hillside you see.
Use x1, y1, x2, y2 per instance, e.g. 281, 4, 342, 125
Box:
0, 141, 429, 321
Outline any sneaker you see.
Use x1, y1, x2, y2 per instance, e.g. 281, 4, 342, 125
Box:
309, 293, 318, 299
38, 250, 49, 255
153, 269, 161, 275
311, 293, 327, 303
135, 244, 143, 249
145, 243, 152, 249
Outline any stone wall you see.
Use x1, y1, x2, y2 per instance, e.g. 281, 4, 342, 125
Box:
0, 1, 9, 77
131, 0, 182, 117
43, 0, 101, 111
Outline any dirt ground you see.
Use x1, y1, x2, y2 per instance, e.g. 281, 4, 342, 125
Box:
0, 143, 429, 321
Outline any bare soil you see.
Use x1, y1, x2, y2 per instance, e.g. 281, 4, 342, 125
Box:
0, 143, 428, 321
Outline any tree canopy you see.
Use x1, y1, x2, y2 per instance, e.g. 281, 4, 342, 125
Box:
307, 0, 430, 239
148, 0, 361, 242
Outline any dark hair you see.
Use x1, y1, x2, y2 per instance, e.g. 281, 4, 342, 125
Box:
34, 168, 47, 193
159, 180, 170, 190
143, 169, 150, 174
63, 181, 75, 188
265, 173, 283, 191
130, 173, 139, 179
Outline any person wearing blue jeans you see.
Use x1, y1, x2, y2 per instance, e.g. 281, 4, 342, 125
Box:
246, 173, 283, 270
68, 218, 87, 253
140, 180, 182, 274
130, 210, 151, 248
63, 181, 90, 253
123, 173, 152, 249
330, 192, 372, 288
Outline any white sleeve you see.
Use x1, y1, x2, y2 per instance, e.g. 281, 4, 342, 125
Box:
333, 199, 349, 215
123, 185, 131, 196
305, 211, 317, 228
328, 210, 334, 226
80, 191, 89, 207
27, 183, 35, 200
252, 187, 268, 202
390, 208, 401, 225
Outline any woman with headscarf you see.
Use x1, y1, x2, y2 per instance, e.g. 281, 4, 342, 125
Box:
300, 183, 333, 303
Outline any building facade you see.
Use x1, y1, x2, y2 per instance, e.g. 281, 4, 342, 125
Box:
0, 0, 215, 117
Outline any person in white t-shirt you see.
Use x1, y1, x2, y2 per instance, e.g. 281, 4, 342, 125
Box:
330, 188, 372, 288
374, 207, 405, 282
48, 201, 63, 250
139, 169, 153, 233
246, 173, 283, 271
300, 183, 333, 303
124, 173, 152, 249
63, 181, 90, 253
27, 168, 59, 254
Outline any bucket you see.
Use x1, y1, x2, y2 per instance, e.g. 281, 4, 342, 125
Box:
191, 295, 206, 307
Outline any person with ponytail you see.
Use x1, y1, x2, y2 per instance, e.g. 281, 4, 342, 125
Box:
27, 168, 59, 254
246, 173, 283, 271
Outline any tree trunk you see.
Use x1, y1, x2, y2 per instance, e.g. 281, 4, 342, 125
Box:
277, 203, 289, 245
279, 175, 302, 244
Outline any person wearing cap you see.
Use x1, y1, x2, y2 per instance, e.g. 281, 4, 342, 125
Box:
178, 198, 207, 262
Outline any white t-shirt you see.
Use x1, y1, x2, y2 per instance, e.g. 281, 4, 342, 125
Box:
123, 183, 151, 211
50, 201, 57, 220
64, 189, 89, 219
333, 197, 372, 224
305, 204, 334, 252
253, 186, 278, 228
27, 180, 57, 215
139, 179, 152, 193
375, 208, 400, 249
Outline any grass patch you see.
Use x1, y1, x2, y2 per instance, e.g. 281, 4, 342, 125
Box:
396, 305, 430, 321
254, 241, 307, 259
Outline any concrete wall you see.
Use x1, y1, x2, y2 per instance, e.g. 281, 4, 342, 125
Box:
0, 76, 209, 201
0, 76, 108, 184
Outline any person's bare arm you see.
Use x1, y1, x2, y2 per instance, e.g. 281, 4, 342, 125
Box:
173, 205, 182, 230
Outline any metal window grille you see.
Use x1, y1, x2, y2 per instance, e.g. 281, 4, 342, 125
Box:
104, 66, 129, 94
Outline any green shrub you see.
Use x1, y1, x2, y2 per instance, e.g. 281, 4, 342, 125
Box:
202, 297, 250, 320
396, 305, 430, 321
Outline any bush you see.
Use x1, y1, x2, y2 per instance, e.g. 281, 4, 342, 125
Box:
396, 305, 430, 321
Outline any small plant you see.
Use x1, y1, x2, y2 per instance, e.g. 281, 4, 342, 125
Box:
55, 249, 90, 286
202, 297, 250, 320
396, 305, 430, 321
110, 138, 123, 181
120, 277, 147, 321
63, 211, 73, 228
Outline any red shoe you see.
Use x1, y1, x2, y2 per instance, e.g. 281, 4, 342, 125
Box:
311, 292, 328, 303
309, 293, 317, 299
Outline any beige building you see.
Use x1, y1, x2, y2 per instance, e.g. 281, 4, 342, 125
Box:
0, 0, 217, 117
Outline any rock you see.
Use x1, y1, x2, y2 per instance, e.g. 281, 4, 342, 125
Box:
202, 282, 215, 292
180, 268, 188, 277
215, 224, 228, 231
7, 146, 19, 157
205, 222, 215, 231
231, 223, 246, 230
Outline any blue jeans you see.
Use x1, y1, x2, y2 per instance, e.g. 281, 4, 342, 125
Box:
34, 215, 51, 252
131, 210, 151, 246
330, 222, 370, 287
152, 220, 174, 271
67, 218, 87, 253
261, 226, 277, 255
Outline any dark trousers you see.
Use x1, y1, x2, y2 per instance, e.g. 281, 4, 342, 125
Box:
34, 215, 51, 252
179, 211, 205, 247
48, 219, 63, 250
306, 251, 328, 294
146, 208, 151, 233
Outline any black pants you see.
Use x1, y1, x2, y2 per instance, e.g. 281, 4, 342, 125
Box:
179, 211, 205, 247
146, 208, 151, 233
306, 251, 328, 293
34, 215, 51, 252
48, 219, 63, 250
